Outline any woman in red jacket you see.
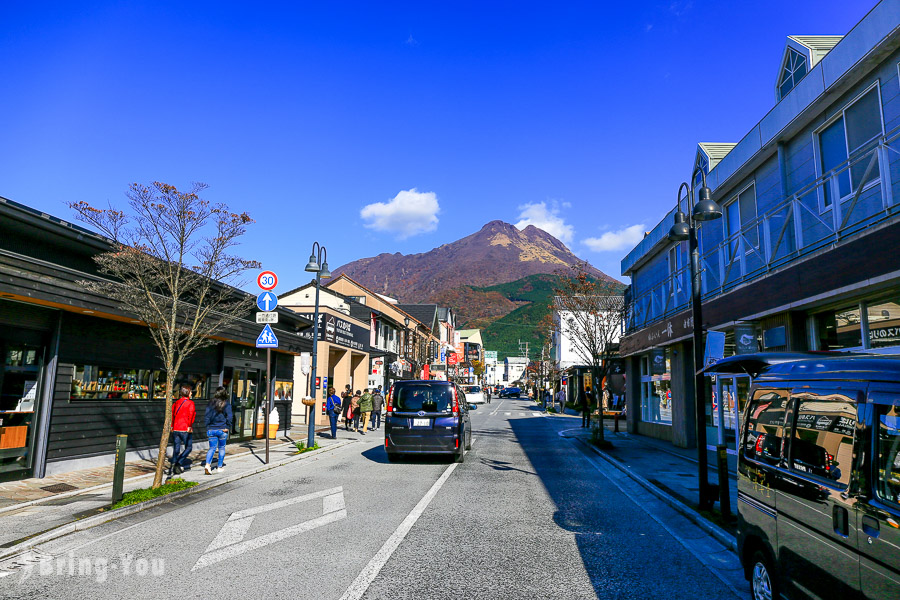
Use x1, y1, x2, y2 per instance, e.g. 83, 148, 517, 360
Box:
169, 385, 196, 476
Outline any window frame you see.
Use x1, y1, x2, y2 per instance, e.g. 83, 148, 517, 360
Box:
721, 182, 759, 270
813, 81, 885, 214
778, 47, 809, 100
870, 389, 900, 509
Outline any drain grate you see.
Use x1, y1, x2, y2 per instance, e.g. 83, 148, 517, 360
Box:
40, 483, 79, 493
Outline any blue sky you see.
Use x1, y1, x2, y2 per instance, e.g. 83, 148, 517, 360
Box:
0, 1, 870, 288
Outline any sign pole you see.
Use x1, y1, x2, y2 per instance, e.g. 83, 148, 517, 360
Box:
265, 348, 271, 464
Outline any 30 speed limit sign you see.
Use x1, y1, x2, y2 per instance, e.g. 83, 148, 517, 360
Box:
257, 271, 278, 291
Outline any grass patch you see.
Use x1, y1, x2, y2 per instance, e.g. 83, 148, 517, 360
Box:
110, 478, 197, 510
546, 406, 558, 414
295, 441, 320, 454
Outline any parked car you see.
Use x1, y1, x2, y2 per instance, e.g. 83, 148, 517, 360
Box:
499, 386, 521, 398
462, 385, 487, 404
384, 380, 471, 463
707, 352, 900, 600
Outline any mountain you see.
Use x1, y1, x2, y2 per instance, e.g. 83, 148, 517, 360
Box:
332, 220, 617, 303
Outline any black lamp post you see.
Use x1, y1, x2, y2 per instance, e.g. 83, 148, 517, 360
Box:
304, 242, 331, 448
667, 168, 722, 511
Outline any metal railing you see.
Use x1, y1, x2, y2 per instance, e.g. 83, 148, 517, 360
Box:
626, 128, 900, 333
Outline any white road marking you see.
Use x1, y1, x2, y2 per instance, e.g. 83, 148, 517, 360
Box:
339, 462, 459, 600
504, 412, 511, 416
532, 412, 542, 417
489, 401, 505, 415
193, 487, 346, 570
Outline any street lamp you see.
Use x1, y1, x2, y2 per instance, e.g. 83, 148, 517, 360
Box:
304, 241, 331, 448
668, 168, 722, 511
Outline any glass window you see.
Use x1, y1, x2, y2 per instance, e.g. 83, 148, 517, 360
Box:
789, 392, 857, 488
640, 350, 672, 425
866, 296, 900, 349
724, 185, 758, 260
874, 400, 900, 507
743, 389, 789, 464
819, 86, 883, 208
816, 305, 863, 350
72, 365, 154, 400
779, 48, 808, 99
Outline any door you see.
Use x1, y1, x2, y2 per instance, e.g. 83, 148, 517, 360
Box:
860, 388, 900, 599
0, 341, 45, 476
776, 386, 862, 600
229, 369, 262, 440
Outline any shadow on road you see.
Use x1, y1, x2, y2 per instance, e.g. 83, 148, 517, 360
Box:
360, 446, 454, 465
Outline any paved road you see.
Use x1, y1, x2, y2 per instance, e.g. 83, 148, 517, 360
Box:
1, 397, 747, 599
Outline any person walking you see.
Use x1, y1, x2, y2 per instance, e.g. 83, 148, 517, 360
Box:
579, 386, 592, 428
169, 385, 196, 476
205, 386, 233, 475
325, 386, 342, 439
371, 386, 384, 430
341, 385, 353, 431
556, 387, 566, 413
358, 388, 373, 435
350, 391, 361, 432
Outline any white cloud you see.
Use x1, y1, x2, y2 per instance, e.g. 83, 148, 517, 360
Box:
360, 188, 439, 239
583, 224, 646, 252
514, 201, 574, 243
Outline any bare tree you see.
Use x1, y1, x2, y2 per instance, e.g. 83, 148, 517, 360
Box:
70, 182, 259, 488
553, 262, 624, 441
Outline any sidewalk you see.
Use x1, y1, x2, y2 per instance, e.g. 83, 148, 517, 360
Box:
548, 407, 739, 535
0, 425, 344, 552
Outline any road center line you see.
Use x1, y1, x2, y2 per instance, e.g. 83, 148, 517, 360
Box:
489, 400, 505, 416
339, 462, 459, 600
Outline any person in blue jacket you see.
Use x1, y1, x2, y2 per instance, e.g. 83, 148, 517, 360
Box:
205, 386, 233, 475
325, 387, 342, 439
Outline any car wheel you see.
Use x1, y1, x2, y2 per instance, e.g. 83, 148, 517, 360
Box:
749, 550, 778, 600
465, 432, 472, 451
454, 449, 464, 463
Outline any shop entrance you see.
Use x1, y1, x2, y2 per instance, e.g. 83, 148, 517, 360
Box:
0, 337, 46, 477
713, 374, 751, 452
227, 367, 265, 441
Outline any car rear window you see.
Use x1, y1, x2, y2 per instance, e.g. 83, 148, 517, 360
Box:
394, 384, 453, 413
467, 386, 481, 393
743, 389, 789, 465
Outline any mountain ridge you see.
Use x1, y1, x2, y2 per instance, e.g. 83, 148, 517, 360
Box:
332, 220, 617, 303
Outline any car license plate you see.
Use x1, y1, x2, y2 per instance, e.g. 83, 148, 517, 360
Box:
412, 418, 430, 427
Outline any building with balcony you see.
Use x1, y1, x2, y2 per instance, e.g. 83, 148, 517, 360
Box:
619, 1, 900, 451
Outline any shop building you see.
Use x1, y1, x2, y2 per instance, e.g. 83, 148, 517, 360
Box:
278, 282, 370, 428
0, 197, 311, 480
619, 4, 900, 452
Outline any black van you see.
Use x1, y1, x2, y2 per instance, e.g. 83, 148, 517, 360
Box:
384, 380, 471, 463
708, 353, 900, 600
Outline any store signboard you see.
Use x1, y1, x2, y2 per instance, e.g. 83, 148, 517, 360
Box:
484, 350, 498, 362
650, 349, 666, 375
298, 312, 368, 351
734, 325, 757, 355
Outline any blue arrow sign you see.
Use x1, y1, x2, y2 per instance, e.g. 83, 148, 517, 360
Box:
256, 291, 278, 312
256, 324, 279, 348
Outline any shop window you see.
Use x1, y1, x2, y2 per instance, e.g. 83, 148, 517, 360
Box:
867, 296, 900, 349
743, 389, 789, 464
70, 366, 210, 401
788, 392, 857, 488
815, 305, 863, 350
874, 398, 900, 507
640, 350, 672, 425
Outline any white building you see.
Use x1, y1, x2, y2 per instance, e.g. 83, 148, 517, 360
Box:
504, 356, 528, 385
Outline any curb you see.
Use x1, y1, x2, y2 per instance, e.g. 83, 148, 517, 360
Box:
0, 439, 356, 561
0, 439, 300, 517
575, 437, 738, 554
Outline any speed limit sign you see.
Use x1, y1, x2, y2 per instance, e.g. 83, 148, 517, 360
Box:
257, 271, 278, 291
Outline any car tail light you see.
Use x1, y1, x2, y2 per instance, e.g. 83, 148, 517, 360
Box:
451, 386, 459, 415
385, 438, 389, 449
386, 384, 394, 413
455, 438, 459, 449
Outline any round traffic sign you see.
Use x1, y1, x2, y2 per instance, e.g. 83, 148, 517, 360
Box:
257, 271, 278, 291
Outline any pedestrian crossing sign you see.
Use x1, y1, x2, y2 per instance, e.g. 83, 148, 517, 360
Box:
256, 324, 279, 348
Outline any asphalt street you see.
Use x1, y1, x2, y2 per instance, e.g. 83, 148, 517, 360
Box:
0, 397, 746, 600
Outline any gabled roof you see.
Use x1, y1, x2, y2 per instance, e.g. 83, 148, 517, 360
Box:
788, 35, 844, 64
396, 304, 438, 329
696, 143, 737, 173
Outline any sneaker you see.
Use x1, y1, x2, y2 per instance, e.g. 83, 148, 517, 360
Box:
205, 464, 212, 475
211, 467, 219, 474
217, 466, 225, 473
173, 465, 183, 475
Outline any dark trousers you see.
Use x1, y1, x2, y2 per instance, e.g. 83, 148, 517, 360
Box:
372, 411, 382, 429
171, 431, 193, 469
582, 409, 591, 428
